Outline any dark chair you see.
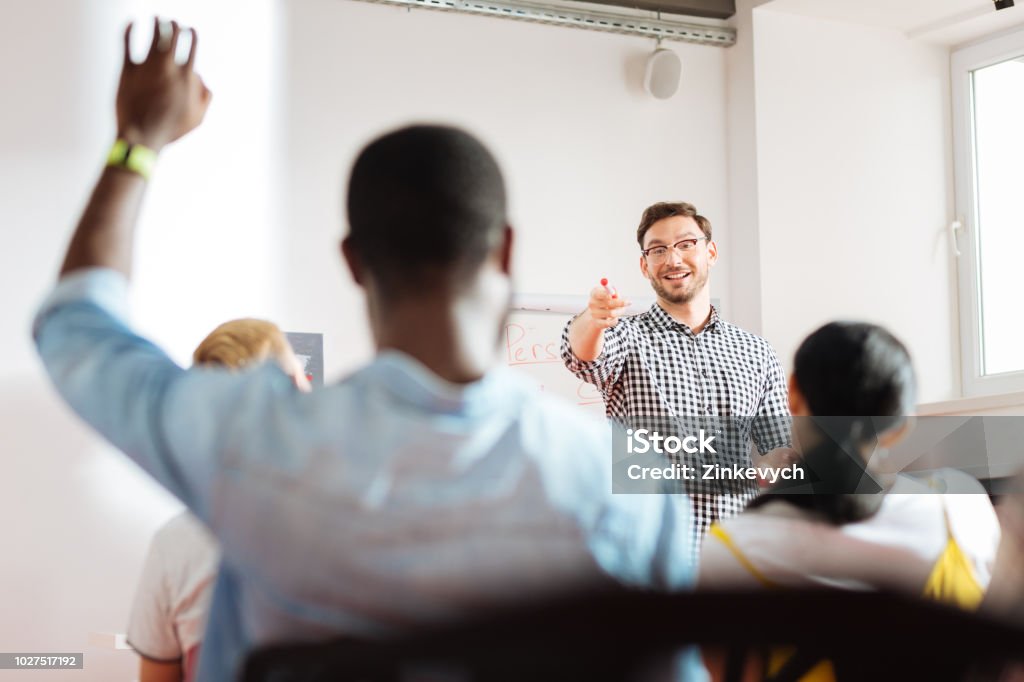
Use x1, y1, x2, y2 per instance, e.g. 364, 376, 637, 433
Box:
240, 587, 1024, 682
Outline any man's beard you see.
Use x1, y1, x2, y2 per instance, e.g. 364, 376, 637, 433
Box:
648, 267, 708, 304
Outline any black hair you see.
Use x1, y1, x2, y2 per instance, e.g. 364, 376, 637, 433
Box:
345, 125, 508, 298
751, 321, 916, 524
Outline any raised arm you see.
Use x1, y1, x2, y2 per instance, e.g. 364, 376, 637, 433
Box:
60, 18, 210, 279
34, 18, 234, 518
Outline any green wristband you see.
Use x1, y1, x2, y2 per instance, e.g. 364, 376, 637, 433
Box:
107, 139, 157, 180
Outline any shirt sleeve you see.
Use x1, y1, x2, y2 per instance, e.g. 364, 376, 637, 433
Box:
696, 524, 756, 590
751, 344, 792, 454
543, 414, 695, 591
591, 433, 696, 592
647, 492, 698, 590
127, 530, 182, 662
32, 268, 301, 524
560, 316, 628, 391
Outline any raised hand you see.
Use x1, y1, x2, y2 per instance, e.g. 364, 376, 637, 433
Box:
585, 284, 631, 330
116, 18, 212, 151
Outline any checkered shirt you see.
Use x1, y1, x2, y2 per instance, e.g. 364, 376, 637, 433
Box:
561, 303, 792, 555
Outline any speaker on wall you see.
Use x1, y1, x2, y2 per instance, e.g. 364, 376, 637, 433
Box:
644, 47, 681, 99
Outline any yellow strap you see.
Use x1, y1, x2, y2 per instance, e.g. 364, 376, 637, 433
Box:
708, 523, 777, 589
709, 525, 839, 681
922, 500, 985, 609
107, 139, 157, 180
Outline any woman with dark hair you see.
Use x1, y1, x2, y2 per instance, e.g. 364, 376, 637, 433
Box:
698, 322, 1000, 681
744, 320, 918, 525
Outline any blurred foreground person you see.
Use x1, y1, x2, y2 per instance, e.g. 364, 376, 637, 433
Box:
975, 470, 1024, 682
984, 469, 1024, 624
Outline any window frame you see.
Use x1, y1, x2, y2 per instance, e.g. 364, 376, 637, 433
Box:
951, 27, 1024, 397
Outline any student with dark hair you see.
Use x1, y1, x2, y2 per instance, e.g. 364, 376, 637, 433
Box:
33, 20, 702, 681
698, 321, 1000, 681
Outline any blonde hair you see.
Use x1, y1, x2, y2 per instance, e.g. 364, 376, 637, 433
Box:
192, 318, 291, 370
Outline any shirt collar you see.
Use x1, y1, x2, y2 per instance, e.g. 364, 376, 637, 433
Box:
648, 302, 723, 335
366, 350, 514, 417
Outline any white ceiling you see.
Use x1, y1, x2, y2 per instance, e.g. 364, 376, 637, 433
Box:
762, 0, 1024, 46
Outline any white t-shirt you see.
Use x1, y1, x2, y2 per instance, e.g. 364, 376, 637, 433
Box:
698, 472, 1001, 595
128, 512, 220, 668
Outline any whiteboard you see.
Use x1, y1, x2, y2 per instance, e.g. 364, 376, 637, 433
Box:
504, 294, 720, 416
503, 307, 606, 415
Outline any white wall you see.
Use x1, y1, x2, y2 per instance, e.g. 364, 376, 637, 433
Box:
280, 0, 731, 378
0, 1, 730, 679
1, 4, 178, 681
735, 4, 960, 403
724, 0, 769, 335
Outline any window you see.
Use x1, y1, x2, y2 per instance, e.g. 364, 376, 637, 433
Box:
952, 28, 1024, 397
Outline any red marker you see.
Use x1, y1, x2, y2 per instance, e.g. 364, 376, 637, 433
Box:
600, 278, 618, 299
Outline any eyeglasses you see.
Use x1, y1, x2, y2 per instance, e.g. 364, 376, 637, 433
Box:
641, 237, 708, 264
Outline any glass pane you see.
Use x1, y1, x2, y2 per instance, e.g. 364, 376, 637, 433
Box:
973, 57, 1024, 375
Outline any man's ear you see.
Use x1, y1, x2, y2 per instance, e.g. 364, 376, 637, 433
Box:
707, 239, 718, 267
640, 252, 650, 280
340, 236, 364, 287
497, 225, 513, 275
788, 374, 809, 416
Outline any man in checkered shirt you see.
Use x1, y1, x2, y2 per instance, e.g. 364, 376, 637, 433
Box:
561, 201, 794, 554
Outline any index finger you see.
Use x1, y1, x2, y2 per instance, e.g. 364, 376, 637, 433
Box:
590, 285, 613, 304
148, 16, 162, 58
123, 22, 134, 67
590, 288, 630, 310
185, 27, 198, 69
167, 21, 181, 60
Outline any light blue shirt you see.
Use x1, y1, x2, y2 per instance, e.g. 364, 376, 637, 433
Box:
34, 268, 704, 681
